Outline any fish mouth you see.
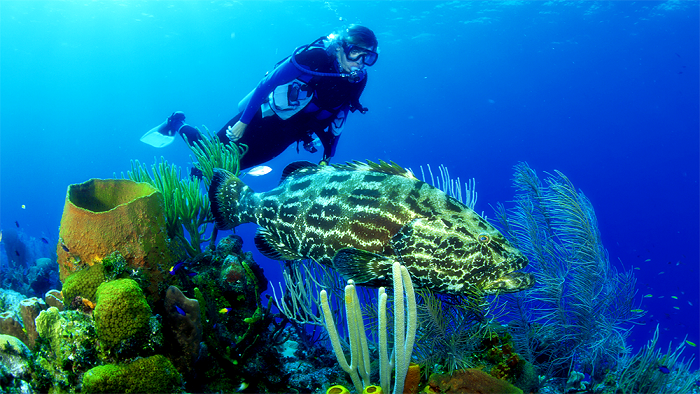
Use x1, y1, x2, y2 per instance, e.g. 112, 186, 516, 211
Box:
481, 271, 535, 295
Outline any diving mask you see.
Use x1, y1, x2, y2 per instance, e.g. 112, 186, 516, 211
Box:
343, 43, 378, 66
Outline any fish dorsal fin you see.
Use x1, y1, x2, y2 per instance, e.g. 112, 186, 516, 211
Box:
280, 161, 320, 183
333, 160, 418, 180
254, 228, 304, 261
332, 248, 397, 285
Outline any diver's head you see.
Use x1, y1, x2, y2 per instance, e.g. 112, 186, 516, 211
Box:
327, 25, 379, 74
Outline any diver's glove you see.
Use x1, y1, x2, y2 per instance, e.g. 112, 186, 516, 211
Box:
303, 140, 318, 153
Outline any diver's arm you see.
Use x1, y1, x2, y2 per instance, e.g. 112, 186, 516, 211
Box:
228, 60, 305, 141
350, 75, 368, 113
239, 60, 304, 124
316, 127, 340, 164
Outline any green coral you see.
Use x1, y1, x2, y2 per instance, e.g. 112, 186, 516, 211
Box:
93, 279, 152, 350
62, 263, 106, 303
82, 354, 183, 393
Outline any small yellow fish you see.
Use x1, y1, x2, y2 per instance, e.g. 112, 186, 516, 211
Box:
673, 306, 680, 310
686, 340, 697, 347
219, 308, 232, 314
644, 294, 653, 298
631, 309, 644, 313
634, 267, 641, 270
658, 271, 665, 275
671, 296, 678, 300
644, 258, 651, 262
21, 204, 26, 209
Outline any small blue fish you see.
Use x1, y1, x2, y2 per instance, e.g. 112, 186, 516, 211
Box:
169, 261, 186, 275
659, 366, 670, 374
41, 237, 49, 244
175, 305, 186, 316
14, 221, 19, 228
61, 244, 70, 252
187, 272, 198, 277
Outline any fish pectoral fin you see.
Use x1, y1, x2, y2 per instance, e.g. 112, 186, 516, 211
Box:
332, 248, 396, 285
254, 228, 303, 261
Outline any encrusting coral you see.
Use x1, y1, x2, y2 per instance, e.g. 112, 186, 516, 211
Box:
60, 263, 105, 308
81, 354, 183, 393
93, 278, 152, 352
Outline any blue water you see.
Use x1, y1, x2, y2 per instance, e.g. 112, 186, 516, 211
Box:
1, 0, 698, 370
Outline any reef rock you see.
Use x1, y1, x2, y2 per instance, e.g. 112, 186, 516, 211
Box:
19, 297, 47, 349
0, 311, 28, 345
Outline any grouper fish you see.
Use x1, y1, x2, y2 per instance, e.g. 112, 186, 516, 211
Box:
209, 160, 534, 295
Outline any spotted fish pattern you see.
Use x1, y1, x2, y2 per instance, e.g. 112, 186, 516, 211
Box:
210, 160, 534, 295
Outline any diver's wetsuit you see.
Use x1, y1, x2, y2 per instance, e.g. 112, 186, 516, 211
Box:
181, 47, 367, 170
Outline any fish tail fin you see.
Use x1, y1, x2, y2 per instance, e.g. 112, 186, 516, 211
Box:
209, 169, 253, 229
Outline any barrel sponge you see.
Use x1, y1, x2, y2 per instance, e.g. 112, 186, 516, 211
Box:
82, 354, 182, 393
93, 279, 151, 348
62, 263, 105, 303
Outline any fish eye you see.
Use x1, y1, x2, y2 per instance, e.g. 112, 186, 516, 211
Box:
477, 233, 491, 244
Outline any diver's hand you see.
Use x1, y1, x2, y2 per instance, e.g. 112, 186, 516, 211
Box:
226, 121, 247, 141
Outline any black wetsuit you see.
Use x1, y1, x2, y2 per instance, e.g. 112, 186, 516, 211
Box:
182, 47, 366, 170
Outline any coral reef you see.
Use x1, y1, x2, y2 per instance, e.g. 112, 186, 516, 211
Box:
0, 334, 33, 391
34, 307, 100, 391
424, 368, 523, 394
81, 354, 183, 393
56, 178, 183, 301
0, 228, 60, 298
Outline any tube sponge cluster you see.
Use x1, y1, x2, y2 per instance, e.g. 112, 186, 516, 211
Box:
93, 278, 152, 349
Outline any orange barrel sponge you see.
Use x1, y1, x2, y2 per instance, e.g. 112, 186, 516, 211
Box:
57, 179, 183, 297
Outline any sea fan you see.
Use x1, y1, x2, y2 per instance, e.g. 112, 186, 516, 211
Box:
492, 162, 641, 382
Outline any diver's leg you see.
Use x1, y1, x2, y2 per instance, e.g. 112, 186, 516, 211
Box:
236, 114, 299, 170
153, 111, 186, 136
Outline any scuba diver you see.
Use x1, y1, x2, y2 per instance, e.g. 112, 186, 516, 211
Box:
141, 25, 378, 170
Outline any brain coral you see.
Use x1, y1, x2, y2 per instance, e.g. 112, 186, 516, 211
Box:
81, 354, 182, 393
93, 279, 152, 349
62, 263, 105, 303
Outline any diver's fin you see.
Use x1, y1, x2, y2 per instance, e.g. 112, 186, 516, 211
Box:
280, 161, 320, 183
332, 248, 395, 285
209, 169, 251, 230
140, 124, 175, 148
140, 112, 186, 148
254, 228, 303, 260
